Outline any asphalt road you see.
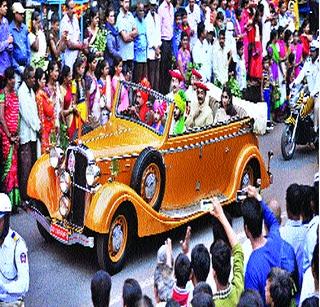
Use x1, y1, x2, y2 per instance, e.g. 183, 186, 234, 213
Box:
11, 123, 318, 307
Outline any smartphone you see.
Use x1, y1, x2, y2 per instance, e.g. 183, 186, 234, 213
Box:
200, 199, 214, 211
236, 189, 248, 202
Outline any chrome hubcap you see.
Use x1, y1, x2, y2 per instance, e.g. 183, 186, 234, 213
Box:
112, 224, 123, 253
144, 173, 157, 200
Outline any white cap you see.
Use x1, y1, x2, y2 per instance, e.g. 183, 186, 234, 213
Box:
149, 0, 158, 5
0, 193, 12, 218
12, 2, 25, 14
310, 40, 319, 51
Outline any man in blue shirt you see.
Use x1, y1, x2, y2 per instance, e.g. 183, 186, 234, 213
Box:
9, 2, 30, 87
0, 0, 13, 82
133, 2, 148, 83
242, 186, 298, 306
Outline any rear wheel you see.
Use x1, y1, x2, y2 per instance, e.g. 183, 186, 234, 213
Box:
281, 125, 296, 160
96, 206, 135, 275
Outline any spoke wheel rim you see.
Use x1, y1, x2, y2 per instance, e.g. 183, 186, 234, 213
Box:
284, 131, 295, 156
140, 163, 161, 207
108, 215, 128, 263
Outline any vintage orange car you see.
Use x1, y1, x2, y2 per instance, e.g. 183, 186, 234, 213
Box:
27, 81, 272, 274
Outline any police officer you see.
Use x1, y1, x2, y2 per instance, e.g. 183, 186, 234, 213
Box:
292, 39, 320, 133
0, 193, 29, 306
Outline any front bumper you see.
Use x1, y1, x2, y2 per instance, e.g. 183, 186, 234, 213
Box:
27, 201, 94, 248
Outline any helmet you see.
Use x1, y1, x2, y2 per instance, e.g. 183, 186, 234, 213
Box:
0, 193, 12, 218
310, 40, 319, 52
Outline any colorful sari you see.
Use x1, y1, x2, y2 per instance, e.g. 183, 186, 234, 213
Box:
0, 90, 21, 208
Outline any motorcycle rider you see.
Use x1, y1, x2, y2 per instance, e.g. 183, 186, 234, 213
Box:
0, 193, 29, 306
291, 39, 319, 134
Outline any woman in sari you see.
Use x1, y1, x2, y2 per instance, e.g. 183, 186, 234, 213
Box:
0, 68, 21, 210
35, 68, 55, 153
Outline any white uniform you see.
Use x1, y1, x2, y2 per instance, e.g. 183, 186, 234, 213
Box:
0, 229, 29, 304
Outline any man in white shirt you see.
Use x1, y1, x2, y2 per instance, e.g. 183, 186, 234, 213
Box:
18, 66, 40, 202
117, 0, 138, 73
185, 0, 201, 49
192, 22, 211, 82
212, 30, 230, 87
60, 0, 86, 70
145, 0, 162, 91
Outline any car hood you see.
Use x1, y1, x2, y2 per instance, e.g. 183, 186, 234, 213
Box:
79, 118, 163, 160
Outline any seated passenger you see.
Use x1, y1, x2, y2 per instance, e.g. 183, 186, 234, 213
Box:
129, 78, 151, 122
187, 82, 213, 128
170, 90, 186, 135
167, 70, 184, 100
214, 85, 237, 124
152, 100, 167, 134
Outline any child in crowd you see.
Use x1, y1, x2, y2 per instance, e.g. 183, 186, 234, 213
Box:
225, 0, 236, 25
177, 32, 191, 89
172, 253, 192, 306
235, 40, 247, 94
85, 52, 101, 123
97, 60, 112, 125
112, 56, 129, 113
180, 9, 192, 49
213, 11, 225, 38
173, 10, 183, 59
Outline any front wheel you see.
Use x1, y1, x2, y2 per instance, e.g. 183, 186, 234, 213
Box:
96, 207, 133, 275
281, 125, 296, 160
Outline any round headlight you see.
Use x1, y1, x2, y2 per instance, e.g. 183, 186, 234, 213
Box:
49, 147, 64, 169
86, 164, 100, 186
59, 170, 71, 194
59, 196, 71, 218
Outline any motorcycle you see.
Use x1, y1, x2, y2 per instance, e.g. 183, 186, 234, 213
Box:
281, 84, 318, 160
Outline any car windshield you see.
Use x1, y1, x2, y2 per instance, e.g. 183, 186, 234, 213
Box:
115, 81, 171, 136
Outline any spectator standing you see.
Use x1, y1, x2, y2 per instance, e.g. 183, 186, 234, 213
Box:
192, 22, 211, 82
210, 196, 244, 306
85, 7, 103, 57
280, 183, 307, 288
85, 52, 101, 123
105, 6, 121, 70
290, 30, 303, 78
48, 14, 67, 62
0, 68, 20, 210
212, 30, 229, 87
9, 2, 30, 88
299, 19, 312, 60
28, 11, 47, 68
35, 68, 54, 154
234, 40, 247, 94
0, 0, 13, 81
237, 289, 263, 307
242, 186, 298, 305
61, 0, 86, 71
172, 10, 183, 61
18, 66, 40, 202
186, 0, 201, 49
116, 0, 138, 74
134, 2, 148, 83
91, 270, 112, 307
261, 56, 273, 127
177, 32, 191, 88
278, 1, 295, 34
158, 0, 174, 94
205, 0, 218, 33
0, 193, 29, 304
145, 0, 161, 91
59, 65, 76, 139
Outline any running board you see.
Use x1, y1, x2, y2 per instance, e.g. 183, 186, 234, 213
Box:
160, 194, 228, 219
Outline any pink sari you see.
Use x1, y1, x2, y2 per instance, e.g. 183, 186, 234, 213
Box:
290, 43, 303, 77
111, 74, 129, 113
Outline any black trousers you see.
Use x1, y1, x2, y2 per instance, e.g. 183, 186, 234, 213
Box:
159, 39, 172, 95
148, 59, 160, 92
19, 141, 37, 201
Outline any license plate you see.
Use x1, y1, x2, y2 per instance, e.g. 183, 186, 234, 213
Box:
50, 224, 69, 242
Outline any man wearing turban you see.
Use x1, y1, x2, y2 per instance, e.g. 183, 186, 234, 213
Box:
170, 89, 186, 135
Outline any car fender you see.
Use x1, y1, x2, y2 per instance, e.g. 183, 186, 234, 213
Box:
27, 154, 61, 217
85, 181, 203, 237
225, 144, 269, 199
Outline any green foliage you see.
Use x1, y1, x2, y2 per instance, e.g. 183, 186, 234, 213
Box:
185, 62, 202, 87
227, 77, 242, 98
92, 29, 107, 53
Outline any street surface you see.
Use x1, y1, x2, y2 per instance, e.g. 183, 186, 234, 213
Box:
11, 123, 318, 307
